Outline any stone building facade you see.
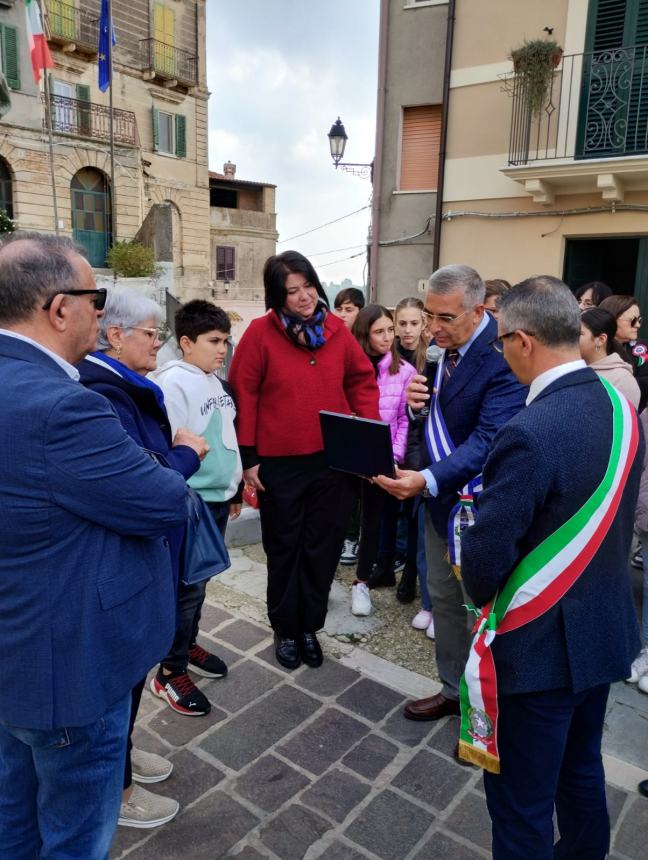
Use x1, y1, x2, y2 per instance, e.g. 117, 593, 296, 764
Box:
0, 0, 209, 296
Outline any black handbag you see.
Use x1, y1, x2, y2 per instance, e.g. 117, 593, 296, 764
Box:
181, 488, 231, 585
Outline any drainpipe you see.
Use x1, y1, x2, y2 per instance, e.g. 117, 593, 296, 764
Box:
369, 0, 389, 302
432, 0, 456, 271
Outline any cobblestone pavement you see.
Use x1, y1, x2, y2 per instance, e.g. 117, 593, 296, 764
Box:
111, 601, 648, 860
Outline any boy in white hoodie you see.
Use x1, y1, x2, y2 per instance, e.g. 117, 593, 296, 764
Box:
152, 301, 243, 717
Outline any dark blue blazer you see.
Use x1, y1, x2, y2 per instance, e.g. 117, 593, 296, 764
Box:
461, 368, 642, 695
0, 336, 189, 729
423, 315, 528, 536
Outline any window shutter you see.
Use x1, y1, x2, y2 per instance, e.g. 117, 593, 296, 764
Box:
2, 26, 20, 90
76, 84, 91, 135
152, 107, 159, 151
175, 113, 186, 157
588, 0, 628, 50
399, 105, 441, 191
225, 246, 235, 279
75, 84, 90, 101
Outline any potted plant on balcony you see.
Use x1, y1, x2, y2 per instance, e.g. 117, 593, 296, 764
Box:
510, 39, 563, 117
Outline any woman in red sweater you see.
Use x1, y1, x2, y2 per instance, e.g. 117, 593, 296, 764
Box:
229, 251, 379, 670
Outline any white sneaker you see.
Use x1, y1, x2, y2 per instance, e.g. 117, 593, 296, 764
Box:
627, 646, 648, 683
411, 609, 433, 630
638, 673, 648, 694
351, 582, 372, 616
425, 617, 436, 639
118, 784, 179, 829
340, 539, 359, 566
131, 747, 173, 784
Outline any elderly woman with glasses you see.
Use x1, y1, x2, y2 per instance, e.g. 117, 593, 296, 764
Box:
78, 288, 209, 830
599, 294, 648, 411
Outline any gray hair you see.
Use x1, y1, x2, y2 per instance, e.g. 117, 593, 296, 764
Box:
0, 232, 85, 324
498, 275, 581, 348
97, 288, 163, 351
428, 264, 486, 309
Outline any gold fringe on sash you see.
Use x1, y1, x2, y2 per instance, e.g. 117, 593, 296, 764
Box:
444, 547, 463, 581
457, 739, 501, 773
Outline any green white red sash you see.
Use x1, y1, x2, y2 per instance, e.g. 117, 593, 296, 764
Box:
458, 378, 639, 773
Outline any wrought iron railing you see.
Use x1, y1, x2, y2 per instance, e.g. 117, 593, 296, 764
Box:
47, 0, 99, 51
507, 45, 648, 165
140, 39, 197, 86
43, 94, 139, 146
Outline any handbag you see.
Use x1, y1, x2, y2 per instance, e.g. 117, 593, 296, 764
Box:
181, 488, 231, 585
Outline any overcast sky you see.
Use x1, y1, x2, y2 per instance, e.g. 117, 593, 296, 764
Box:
206, 0, 379, 289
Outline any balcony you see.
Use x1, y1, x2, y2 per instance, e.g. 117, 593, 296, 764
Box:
140, 39, 197, 88
47, 0, 99, 56
502, 45, 648, 203
43, 94, 139, 147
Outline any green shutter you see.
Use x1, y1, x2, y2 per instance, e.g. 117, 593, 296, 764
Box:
152, 107, 159, 151
2, 26, 20, 91
76, 84, 91, 136
175, 113, 186, 157
75, 84, 90, 102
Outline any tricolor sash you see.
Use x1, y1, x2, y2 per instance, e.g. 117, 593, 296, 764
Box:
424, 352, 482, 573
458, 378, 639, 773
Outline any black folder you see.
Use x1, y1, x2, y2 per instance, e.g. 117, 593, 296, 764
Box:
319, 411, 396, 479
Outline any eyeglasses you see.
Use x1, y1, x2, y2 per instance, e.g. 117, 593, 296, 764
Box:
489, 329, 536, 353
628, 316, 643, 327
423, 308, 472, 326
42, 288, 107, 311
131, 326, 166, 341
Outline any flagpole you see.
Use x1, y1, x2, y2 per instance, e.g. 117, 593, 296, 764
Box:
37, 0, 59, 236
107, 0, 117, 249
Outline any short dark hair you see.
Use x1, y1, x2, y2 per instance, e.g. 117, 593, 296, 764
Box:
580, 307, 627, 359
334, 287, 365, 309
0, 232, 85, 325
599, 294, 639, 321
499, 275, 581, 348
175, 299, 231, 345
574, 281, 613, 306
263, 250, 329, 312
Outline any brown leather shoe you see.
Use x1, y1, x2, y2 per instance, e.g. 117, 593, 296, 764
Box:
403, 692, 461, 721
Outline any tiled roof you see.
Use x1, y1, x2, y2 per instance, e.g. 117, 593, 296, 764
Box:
209, 171, 276, 188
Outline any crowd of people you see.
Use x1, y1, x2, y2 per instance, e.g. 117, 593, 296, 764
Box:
0, 231, 646, 859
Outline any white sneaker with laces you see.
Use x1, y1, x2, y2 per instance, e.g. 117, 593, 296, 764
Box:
118, 784, 179, 829
131, 747, 173, 784
351, 582, 372, 616
425, 617, 436, 639
340, 539, 359, 566
627, 646, 648, 683
411, 609, 433, 630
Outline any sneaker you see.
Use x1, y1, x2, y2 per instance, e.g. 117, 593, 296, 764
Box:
340, 539, 359, 566
118, 784, 179, 829
131, 748, 173, 784
188, 644, 228, 679
150, 670, 211, 716
351, 582, 372, 616
393, 553, 406, 574
632, 547, 644, 569
639, 674, 648, 694
367, 555, 396, 588
412, 609, 433, 630
425, 617, 436, 640
627, 647, 648, 683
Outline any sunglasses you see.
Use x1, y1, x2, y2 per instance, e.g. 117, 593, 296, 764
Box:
629, 316, 643, 327
42, 288, 107, 311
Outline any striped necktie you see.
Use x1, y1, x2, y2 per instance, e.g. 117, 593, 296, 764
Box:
444, 349, 459, 381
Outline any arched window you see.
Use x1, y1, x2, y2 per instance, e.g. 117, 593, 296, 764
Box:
0, 158, 13, 220
70, 168, 111, 267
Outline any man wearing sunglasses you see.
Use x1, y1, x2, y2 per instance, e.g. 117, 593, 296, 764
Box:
375, 264, 526, 725
0, 233, 189, 858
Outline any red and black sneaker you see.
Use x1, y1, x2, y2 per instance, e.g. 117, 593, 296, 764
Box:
150, 670, 211, 716
188, 644, 228, 679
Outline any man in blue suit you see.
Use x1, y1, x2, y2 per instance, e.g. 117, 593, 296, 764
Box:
0, 234, 194, 859
376, 265, 527, 721
461, 277, 642, 858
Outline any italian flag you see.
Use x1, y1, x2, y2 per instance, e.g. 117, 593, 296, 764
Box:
25, 0, 54, 83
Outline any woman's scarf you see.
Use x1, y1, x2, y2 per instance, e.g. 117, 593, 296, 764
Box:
279, 301, 328, 350
89, 351, 167, 411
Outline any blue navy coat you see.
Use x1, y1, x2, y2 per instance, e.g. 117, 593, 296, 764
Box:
461, 368, 642, 695
0, 336, 189, 729
421, 315, 527, 536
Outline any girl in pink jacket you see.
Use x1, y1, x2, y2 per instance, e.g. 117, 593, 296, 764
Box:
350, 305, 416, 617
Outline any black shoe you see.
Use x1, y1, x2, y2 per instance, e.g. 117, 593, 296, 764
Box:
367, 555, 396, 588
640, 779, 648, 798
274, 635, 301, 669
300, 632, 323, 667
396, 568, 417, 604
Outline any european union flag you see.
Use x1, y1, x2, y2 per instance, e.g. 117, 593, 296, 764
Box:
98, 0, 117, 92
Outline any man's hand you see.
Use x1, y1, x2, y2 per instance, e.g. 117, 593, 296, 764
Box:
407, 374, 430, 411
243, 464, 265, 492
173, 427, 210, 460
229, 502, 242, 520
374, 468, 426, 500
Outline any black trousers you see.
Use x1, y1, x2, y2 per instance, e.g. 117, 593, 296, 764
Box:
259, 453, 354, 638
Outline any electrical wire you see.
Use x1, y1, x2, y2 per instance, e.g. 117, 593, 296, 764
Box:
278, 205, 370, 244
377, 216, 432, 246
306, 244, 366, 258
317, 251, 366, 269
442, 204, 648, 221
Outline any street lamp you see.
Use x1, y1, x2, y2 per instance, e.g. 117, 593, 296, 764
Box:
327, 117, 372, 179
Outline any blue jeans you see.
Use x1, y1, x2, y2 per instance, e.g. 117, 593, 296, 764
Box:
416, 504, 432, 611
640, 530, 648, 645
0, 692, 130, 860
